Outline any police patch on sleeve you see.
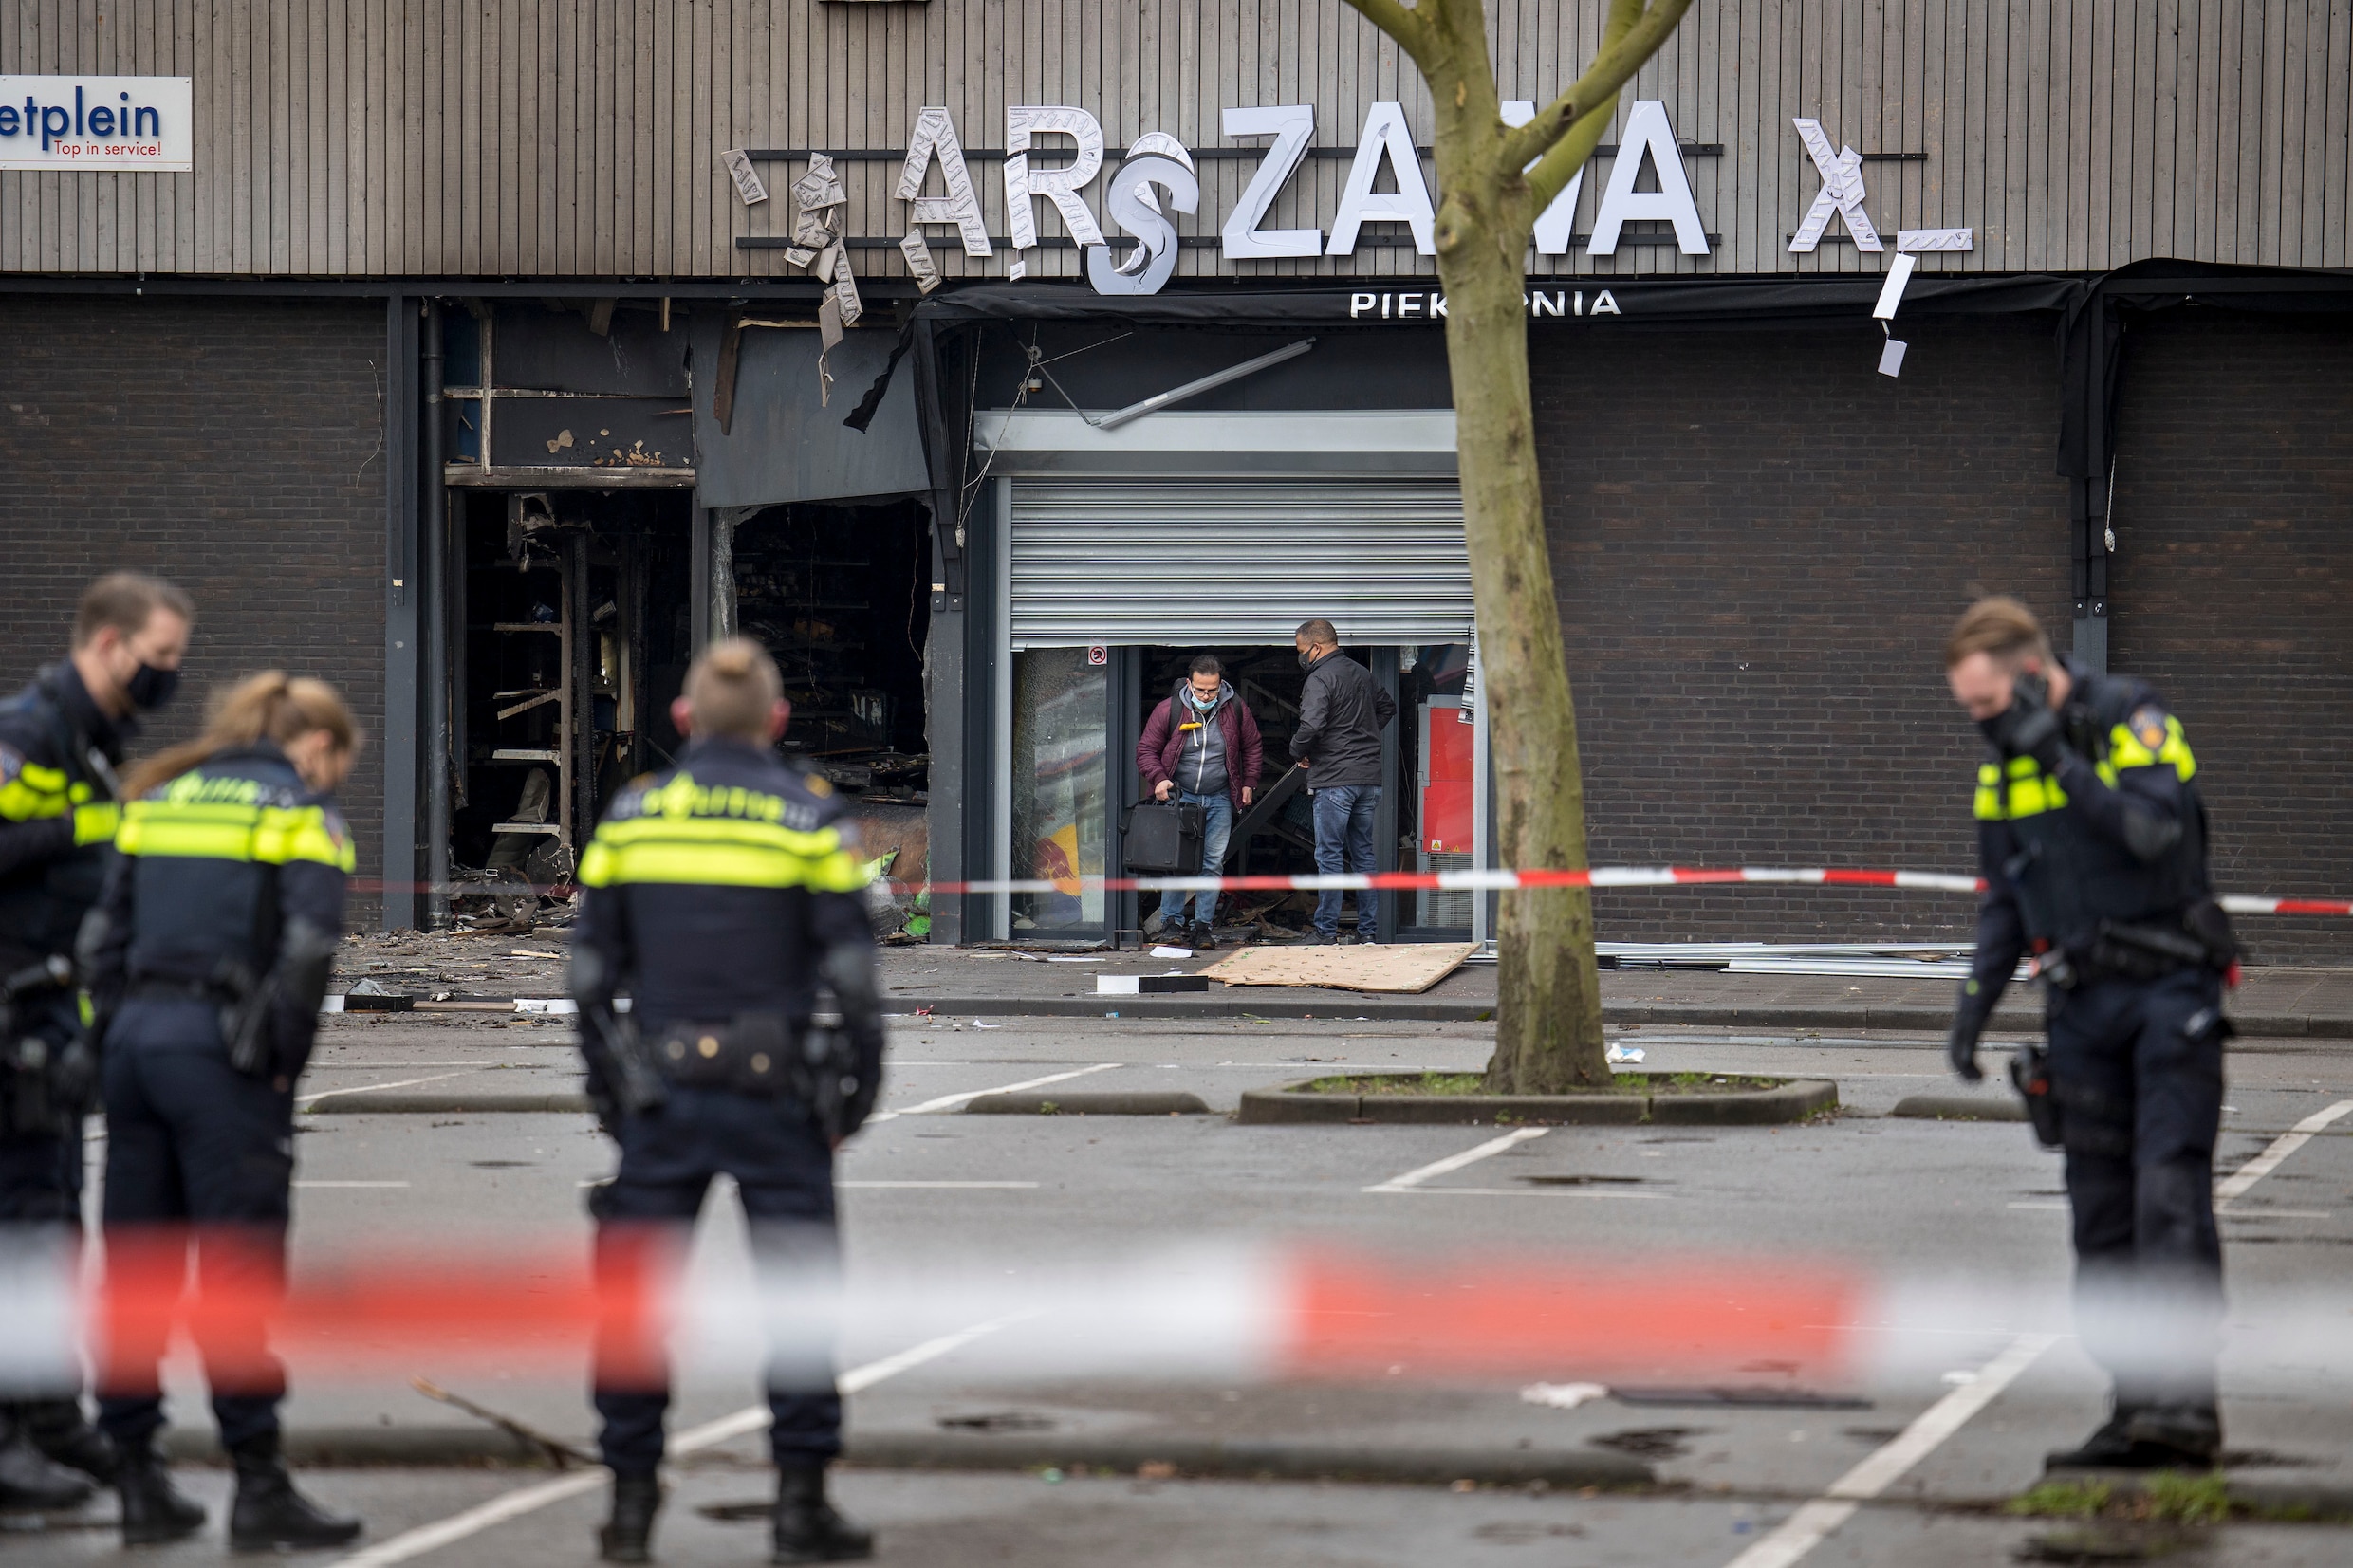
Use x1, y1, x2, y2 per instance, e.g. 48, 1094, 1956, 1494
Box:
2129, 704, 2171, 750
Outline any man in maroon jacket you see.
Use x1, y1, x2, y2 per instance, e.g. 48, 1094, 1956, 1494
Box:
1134, 655, 1264, 948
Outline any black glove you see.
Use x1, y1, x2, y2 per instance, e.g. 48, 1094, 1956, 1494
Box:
49, 1037, 98, 1118
1994, 671, 2066, 772
1947, 1012, 1985, 1082
1947, 975, 1996, 1083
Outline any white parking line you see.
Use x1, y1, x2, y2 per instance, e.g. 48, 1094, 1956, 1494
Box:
298, 1072, 479, 1109
1363, 1127, 1548, 1193
293, 1181, 412, 1190
839, 1180, 1040, 1190
1722, 1333, 2058, 1568
324, 1316, 1021, 1568
864, 1063, 1120, 1124
2215, 1098, 2353, 1212
1375, 1185, 1666, 1200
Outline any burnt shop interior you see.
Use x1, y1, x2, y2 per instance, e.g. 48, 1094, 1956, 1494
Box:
958, 323, 1493, 947
430, 302, 933, 930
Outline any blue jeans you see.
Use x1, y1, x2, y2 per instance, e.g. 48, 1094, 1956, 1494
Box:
1156, 789, 1234, 930
1310, 784, 1380, 941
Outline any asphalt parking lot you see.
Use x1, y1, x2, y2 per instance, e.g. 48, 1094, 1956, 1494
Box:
9, 1008, 2350, 1566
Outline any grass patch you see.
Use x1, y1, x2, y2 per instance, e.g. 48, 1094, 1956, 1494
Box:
1299, 1071, 1783, 1096
2007, 1480, 2113, 1519
2007, 1471, 2325, 1526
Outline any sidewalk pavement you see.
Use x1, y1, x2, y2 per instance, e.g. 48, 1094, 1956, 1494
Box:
880, 947, 2353, 1038
336, 931, 2353, 1038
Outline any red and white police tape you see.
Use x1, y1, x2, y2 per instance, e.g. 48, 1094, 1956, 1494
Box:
2, 1233, 2344, 1396
355, 863, 2353, 914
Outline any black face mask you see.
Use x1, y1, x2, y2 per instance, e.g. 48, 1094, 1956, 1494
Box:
1975, 712, 2010, 750
1297, 650, 1317, 672
124, 662, 181, 711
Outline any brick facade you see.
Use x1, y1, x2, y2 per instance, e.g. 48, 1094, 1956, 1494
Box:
0, 295, 389, 923
2109, 312, 2353, 965
1532, 319, 2072, 945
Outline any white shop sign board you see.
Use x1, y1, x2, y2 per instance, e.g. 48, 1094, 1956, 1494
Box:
0, 77, 193, 172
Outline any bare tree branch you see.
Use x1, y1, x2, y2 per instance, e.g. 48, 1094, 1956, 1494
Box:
1335, 0, 1433, 66
1495, 0, 1693, 177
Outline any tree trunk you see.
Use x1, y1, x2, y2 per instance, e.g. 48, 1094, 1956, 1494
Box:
1424, 43, 1612, 1093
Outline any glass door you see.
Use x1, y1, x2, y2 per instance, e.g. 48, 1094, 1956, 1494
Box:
1008, 647, 1109, 936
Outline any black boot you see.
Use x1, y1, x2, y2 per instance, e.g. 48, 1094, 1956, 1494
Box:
0, 1418, 95, 1512
227, 1435, 362, 1553
770, 1465, 872, 1563
1189, 922, 1218, 950
599, 1471, 662, 1563
2047, 1401, 2221, 1471
116, 1441, 207, 1545
24, 1400, 118, 1485
2123, 1404, 2222, 1467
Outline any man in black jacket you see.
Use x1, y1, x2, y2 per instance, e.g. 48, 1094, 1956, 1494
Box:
1290, 619, 1396, 944
0, 572, 190, 1511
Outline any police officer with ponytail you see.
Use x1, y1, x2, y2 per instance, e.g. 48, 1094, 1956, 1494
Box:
0, 572, 191, 1511
573, 637, 885, 1564
1943, 597, 2239, 1472
79, 672, 364, 1550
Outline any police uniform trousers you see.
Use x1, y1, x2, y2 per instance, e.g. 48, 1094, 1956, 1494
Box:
1, 991, 90, 1431
591, 1086, 842, 1475
2046, 966, 2226, 1411
95, 998, 295, 1453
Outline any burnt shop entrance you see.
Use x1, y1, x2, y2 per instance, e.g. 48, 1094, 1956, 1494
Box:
448, 489, 930, 930
991, 473, 1488, 946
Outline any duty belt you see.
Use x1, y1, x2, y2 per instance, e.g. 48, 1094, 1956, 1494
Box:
653, 1011, 795, 1097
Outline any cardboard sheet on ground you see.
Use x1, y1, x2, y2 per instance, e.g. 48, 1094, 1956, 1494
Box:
1200, 941, 1477, 994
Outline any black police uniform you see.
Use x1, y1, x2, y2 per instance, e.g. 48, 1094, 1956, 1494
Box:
1951, 655, 2236, 1468
80, 742, 362, 1549
0, 661, 131, 1503
572, 735, 884, 1564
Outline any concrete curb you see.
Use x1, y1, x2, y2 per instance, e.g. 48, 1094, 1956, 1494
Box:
303, 1092, 592, 1115
1891, 1093, 2029, 1122
341, 992, 2353, 1039
157, 1425, 1649, 1488
1237, 1075, 1838, 1126
840, 1431, 1654, 1488
962, 1090, 1211, 1116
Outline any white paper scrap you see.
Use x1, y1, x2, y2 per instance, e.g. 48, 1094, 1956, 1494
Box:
1605, 1042, 1646, 1065
1150, 946, 1194, 958
1521, 1382, 1610, 1411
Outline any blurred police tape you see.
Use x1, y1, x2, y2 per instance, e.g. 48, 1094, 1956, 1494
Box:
3, 1231, 2348, 1396
349, 864, 2353, 915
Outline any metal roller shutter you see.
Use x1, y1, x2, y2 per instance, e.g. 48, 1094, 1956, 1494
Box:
1009, 477, 1472, 648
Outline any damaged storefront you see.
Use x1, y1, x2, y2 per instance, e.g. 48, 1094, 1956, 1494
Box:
2, 3, 2345, 957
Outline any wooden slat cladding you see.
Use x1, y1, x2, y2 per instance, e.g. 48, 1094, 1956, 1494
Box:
2, 1, 2345, 280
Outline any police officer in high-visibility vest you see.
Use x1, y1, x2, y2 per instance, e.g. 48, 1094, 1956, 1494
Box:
1944, 597, 2240, 1471
573, 638, 885, 1564
79, 673, 363, 1549
0, 572, 192, 1511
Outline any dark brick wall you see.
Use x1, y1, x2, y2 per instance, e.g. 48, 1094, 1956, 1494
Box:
0, 295, 389, 923
2108, 312, 2353, 965
1532, 319, 2071, 944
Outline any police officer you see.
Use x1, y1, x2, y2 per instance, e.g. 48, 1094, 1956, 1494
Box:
572, 638, 884, 1564
0, 572, 192, 1511
80, 672, 363, 1549
1943, 597, 2237, 1470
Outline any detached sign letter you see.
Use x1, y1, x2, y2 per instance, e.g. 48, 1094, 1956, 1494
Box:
0, 77, 193, 172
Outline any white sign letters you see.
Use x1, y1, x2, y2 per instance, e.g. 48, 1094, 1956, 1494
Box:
1326, 102, 1436, 256
1220, 105, 1321, 259
898, 106, 992, 258
1089, 142, 1198, 297
1586, 101, 1710, 256
1500, 101, 1585, 256
1003, 105, 1107, 251
1788, 118, 1881, 252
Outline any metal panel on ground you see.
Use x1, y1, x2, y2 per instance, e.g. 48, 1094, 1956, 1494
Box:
1008, 477, 1471, 648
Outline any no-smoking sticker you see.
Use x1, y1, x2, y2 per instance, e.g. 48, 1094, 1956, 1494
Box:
1086, 645, 1108, 666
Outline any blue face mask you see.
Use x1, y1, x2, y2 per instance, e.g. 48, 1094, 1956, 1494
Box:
1184, 684, 1219, 710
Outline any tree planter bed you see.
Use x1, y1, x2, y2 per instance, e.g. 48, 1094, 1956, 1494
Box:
1237, 1071, 1837, 1126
